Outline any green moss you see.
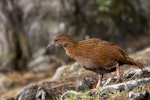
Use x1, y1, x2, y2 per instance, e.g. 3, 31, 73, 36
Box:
55, 82, 150, 100
132, 83, 150, 92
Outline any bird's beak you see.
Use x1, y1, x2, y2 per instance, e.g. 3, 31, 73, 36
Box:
47, 41, 55, 48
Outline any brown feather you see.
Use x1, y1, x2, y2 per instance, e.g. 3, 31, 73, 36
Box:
124, 57, 144, 70
50, 34, 144, 74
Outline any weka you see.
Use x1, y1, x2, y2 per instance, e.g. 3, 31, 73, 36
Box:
47, 34, 143, 89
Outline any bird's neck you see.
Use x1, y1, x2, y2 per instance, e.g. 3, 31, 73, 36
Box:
63, 42, 77, 59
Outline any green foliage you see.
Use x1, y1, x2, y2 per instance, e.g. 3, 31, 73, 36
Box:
52, 96, 61, 100
133, 83, 150, 92
59, 82, 150, 100
97, 0, 112, 12
60, 90, 102, 100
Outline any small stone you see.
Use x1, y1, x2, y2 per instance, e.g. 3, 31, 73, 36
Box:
16, 86, 38, 100
51, 65, 67, 81
76, 79, 90, 91
128, 91, 150, 100
70, 62, 80, 71
36, 87, 46, 100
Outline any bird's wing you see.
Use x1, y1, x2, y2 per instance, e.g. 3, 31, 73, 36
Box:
75, 39, 127, 69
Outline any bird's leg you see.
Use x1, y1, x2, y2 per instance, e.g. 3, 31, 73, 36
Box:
115, 63, 120, 83
90, 74, 103, 93
96, 74, 103, 88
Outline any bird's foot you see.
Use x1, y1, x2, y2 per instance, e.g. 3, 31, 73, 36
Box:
89, 88, 99, 96
90, 87, 99, 92
89, 85, 100, 95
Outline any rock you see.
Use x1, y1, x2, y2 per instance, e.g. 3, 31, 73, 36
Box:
27, 50, 64, 72
123, 67, 150, 79
51, 65, 67, 81
35, 87, 47, 100
76, 77, 95, 91
11, 81, 75, 100
51, 62, 94, 82
15, 85, 39, 100
27, 55, 50, 72
103, 78, 113, 86
70, 62, 80, 72
76, 80, 90, 91
129, 91, 150, 100
100, 78, 150, 93
14, 86, 53, 100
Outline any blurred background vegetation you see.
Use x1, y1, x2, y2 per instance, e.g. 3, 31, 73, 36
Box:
0, 0, 150, 72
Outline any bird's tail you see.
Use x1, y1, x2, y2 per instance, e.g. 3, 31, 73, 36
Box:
125, 57, 144, 70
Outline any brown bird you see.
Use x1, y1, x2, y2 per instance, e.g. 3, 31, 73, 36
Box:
47, 34, 144, 89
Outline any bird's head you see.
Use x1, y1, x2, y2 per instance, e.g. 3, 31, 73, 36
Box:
47, 34, 76, 48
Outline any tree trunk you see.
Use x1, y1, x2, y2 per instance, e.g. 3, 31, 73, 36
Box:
0, 0, 30, 72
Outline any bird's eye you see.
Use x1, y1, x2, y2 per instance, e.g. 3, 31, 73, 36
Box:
54, 39, 58, 42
